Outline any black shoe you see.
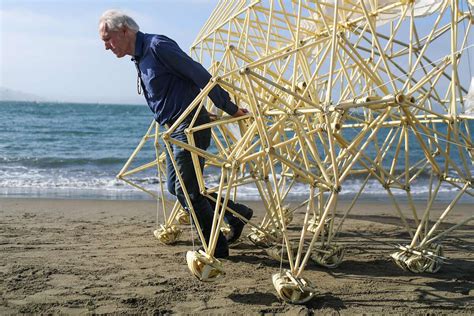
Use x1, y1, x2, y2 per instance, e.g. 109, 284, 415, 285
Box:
214, 247, 229, 259
195, 246, 229, 259
241, 205, 254, 221
227, 205, 253, 244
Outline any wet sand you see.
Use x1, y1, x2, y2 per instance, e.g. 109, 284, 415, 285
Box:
0, 198, 472, 314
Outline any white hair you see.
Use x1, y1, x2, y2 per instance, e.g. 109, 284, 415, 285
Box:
99, 9, 140, 32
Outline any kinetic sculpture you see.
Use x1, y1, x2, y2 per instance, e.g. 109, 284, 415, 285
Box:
118, 0, 474, 304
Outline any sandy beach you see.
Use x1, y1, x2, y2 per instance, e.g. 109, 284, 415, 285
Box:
0, 197, 472, 314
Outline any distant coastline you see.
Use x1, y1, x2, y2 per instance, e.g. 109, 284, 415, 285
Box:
0, 100, 144, 107
0, 87, 47, 102
0, 87, 145, 105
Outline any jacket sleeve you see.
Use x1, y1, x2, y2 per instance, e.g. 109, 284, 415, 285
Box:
152, 39, 238, 116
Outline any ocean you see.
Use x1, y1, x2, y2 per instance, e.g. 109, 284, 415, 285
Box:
0, 101, 472, 202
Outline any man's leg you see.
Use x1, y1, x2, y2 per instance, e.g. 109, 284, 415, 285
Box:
171, 120, 229, 257
190, 114, 253, 244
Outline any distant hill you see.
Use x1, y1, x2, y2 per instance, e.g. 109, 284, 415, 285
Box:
0, 87, 46, 102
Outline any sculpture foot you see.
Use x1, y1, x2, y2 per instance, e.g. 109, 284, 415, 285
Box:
153, 224, 182, 245
176, 209, 190, 225
265, 242, 298, 263
186, 250, 225, 282
307, 216, 331, 234
272, 270, 316, 304
310, 244, 345, 268
248, 228, 277, 248
391, 243, 444, 273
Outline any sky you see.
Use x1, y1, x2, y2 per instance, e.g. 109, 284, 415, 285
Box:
1, 1, 473, 105
0, 0, 217, 104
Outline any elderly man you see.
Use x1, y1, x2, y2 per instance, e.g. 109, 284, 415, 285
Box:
99, 10, 252, 258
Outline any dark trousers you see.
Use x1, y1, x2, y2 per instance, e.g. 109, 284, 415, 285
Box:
166, 113, 229, 252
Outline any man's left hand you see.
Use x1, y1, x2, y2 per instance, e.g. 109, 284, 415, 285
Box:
232, 108, 249, 117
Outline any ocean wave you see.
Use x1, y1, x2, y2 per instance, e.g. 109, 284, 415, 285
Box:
0, 175, 127, 191
0, 168, 470, 202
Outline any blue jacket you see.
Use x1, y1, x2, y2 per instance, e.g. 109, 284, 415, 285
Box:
133, 31, 238, 125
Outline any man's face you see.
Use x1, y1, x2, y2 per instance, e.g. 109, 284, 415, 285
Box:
99, 23, 128, 58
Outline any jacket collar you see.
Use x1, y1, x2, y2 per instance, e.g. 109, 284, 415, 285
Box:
134, 31, 145, 59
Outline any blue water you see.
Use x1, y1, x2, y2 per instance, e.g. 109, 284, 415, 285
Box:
0, 101, 153, 199
0, 101, 472, 202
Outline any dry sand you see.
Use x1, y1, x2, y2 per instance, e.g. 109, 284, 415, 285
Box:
0, 197, 472, 314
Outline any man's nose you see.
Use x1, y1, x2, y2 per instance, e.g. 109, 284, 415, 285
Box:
104, 42, 111, 50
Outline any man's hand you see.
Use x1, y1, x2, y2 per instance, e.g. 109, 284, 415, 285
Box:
232, 108, 249, 117
209, 113, 218, 122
